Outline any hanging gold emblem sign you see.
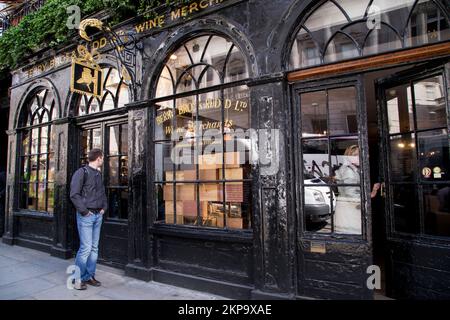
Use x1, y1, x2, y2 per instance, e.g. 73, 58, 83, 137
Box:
70, 19, 104, 98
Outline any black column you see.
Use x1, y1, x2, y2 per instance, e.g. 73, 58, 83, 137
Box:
50, 118, 75, 259
125, 107, 153, 280
248, 77, 296, 299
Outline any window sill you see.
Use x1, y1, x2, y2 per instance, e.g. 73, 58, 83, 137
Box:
13, 210, 54, 220
149, 223, 253, 243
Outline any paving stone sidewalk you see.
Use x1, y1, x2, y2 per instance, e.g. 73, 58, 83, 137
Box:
0, 240, 227, 300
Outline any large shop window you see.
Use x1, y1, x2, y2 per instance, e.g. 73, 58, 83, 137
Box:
300, 86, 363, 235
76, 66, 130, 115
153, 35, 252, 230
289, 0, 450, 69
19, 89, 57, 214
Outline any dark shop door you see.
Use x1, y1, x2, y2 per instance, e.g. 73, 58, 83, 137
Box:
78, 121, 129, 268
293, 77, 373, 299
378, 62, 450, 299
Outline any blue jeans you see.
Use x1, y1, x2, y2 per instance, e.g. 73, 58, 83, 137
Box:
75, 211, 103, 282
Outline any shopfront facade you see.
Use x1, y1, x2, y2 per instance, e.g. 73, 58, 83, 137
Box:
2, 0, 450, 299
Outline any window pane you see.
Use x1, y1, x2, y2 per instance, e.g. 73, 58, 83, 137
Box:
406, 0, 450, 47
363, 25, 402, 55
28, 183, 38, 210
40, 126, 49, 154
117, 83, 130, 108
414, 75, 447, 130
22, 131, 30, 156
155, 66, 174, 98
176, 96, 197, 139
48, 153, 55, 183
81, 130, 90, 158
29, 156, 38, 183
334, 186, 362, 234
389, 134, 417, 182
300, 90, 327, 137
31, 128, 39, 154
102, 92, 115, 111
183, 35, 211, 65
47, 183, 54, 214
155, 100, 174, 141
108, 157, 119, 186
202, 36, 233, 76
386, 84, 414, 134
303, 139, 330, 179
335, 0, 370, 20
90, 98, 100, 114
121, 124, 128, 155
392, 184, 420, 234
200, 183, 223, 227
290, 28, 321, 69
109, 126, 120, 156
164, 183, 197, 225
224, 48, 248, 83
38, 154, 47, 182
224, 86, 250, 131
304, 185, 333, 233
224, 181, 252, 230
370, 0, 416, 35
423, 184, 450, 237
21, 157, 30, 182
78, 95, 88, 116
119, 156, 128, 186
199, 90, 222, 137
92, 128, 102, 149
37, 183, 46, 211
328, 87, 357, 135
418, 129, 449, 181
304, 1, 349, 49
155, 142, 174, 182
324, 33, 359, 63
331, 138, 360, 181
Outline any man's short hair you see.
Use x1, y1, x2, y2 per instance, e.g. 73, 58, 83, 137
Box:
88, 149, 104, 162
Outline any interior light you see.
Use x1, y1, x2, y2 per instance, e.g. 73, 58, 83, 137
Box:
398, 143, 405, 148
170, 54, 178, 60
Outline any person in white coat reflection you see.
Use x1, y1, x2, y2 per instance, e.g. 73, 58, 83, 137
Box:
333, 145, 362, 234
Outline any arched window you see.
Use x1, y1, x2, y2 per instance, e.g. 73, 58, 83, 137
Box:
76, 66, 130, 116
153, 34, 252, 230
289, 0, 450, 69
19, 88, 57, 214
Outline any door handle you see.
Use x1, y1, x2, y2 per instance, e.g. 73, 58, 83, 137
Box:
380, 182, 386, 198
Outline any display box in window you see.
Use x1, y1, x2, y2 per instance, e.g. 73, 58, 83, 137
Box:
198, 152, 241, 170
163, 184, 196, 201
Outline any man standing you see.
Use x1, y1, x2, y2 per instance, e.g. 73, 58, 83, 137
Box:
70, 149, 107, 290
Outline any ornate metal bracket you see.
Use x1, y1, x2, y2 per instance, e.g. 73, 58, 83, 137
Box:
79, 19, 143, 98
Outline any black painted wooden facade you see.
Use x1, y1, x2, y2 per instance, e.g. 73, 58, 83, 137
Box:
2, 0, 450, 300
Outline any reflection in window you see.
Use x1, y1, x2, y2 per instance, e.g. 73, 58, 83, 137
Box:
385, 73, 450, 236
289, 0, 450, 69
300, 86, 362, 235
154, 34, 252, 230
107, 124, 128, 220
76, 66, 130, 115
19, 89, 57, 214
79, 124, 129, 220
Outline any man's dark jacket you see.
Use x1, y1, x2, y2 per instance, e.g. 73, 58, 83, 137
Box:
70, 165, 107, 216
